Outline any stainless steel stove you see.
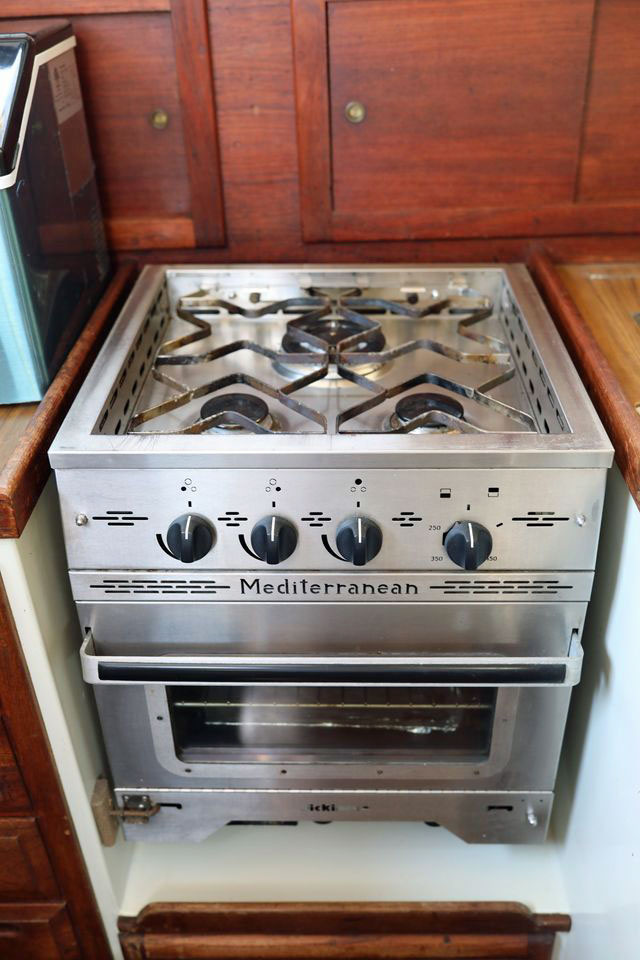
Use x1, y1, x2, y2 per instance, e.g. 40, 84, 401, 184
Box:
50, 265, 612, 844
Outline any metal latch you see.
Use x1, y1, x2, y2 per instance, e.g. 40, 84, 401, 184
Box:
91, 777, 160, 846
117, 793, 161, 823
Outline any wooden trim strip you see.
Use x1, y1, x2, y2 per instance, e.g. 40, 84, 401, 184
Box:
0, 264, 137, 538
169, 0, 225, 247
530, 250, 640, 509
119, 902, 570, 960
1, 0, 170, 13
105, 216, 195, 251
290, 0, 334, 241
0, 577, 111, 958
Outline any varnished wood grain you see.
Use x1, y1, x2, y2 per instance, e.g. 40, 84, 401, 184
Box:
1, 0, 169, 12
0, 720, 30, 815
329, 0, 595, 211
170, 0, 225, 246
106, 215, 195, 250
530, 252, 640, 510
0, 818, 59, 901
558, 265, 640, 412
119, 902, 570, 960
0, 902, 78, 959
577, 0, 640, 202
0, 264, 136, 539
0, 407, 38, 481
0, 577, 110, 958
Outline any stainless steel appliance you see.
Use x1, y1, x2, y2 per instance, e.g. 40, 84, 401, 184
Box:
0, 19, 109, 403
50, 265, 612, 843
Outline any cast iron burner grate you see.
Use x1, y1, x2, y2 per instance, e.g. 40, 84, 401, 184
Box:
127, 288, 537, 436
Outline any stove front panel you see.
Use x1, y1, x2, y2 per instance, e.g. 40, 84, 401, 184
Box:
57, 467, 605, 572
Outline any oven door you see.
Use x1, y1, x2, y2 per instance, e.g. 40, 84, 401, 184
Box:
82, 632, 581, 792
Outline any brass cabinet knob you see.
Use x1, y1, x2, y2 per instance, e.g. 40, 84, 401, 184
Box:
344, 100, 366, 124
150, 108, 169, 130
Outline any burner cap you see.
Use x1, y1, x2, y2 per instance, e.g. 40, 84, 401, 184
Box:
395, 392, 464, 424
200, 393, 269, 429
282, 316, 386, 354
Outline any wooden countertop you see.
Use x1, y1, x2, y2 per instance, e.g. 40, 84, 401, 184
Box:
531, 253, 640, 510
0, 265, 136, 538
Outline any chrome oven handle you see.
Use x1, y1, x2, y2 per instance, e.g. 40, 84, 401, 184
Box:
80, 631, 583, 687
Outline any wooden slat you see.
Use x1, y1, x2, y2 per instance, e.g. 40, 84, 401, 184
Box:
290, 0, 334, 241
0, 264, 137, 538
169, 0, 225, 246
529, 251, 640, 509
106, 216, 195, 250
119, 902, 570, 960
1, 0, 169, 13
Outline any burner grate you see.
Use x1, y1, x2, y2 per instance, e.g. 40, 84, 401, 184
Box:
123, 281, 549, 437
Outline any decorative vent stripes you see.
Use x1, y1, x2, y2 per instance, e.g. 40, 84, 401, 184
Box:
430, 579, 573, 596
301, 512, 332, 527
217, 512, 248, 527
512, 512, 570, 528
392, 511, 423, 527
91, 511, 148, 526
89, 579, 230, 595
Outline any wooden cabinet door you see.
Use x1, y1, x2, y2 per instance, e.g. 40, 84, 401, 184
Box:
0, 903, 78, 960
0, 819, 59, 901
292, 0, 640, 242
0, 719, 30, 814
2, 1, 224, 251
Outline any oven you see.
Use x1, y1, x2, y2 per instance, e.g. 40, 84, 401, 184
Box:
80, 625, 583, 843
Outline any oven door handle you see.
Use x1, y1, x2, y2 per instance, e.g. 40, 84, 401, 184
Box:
80, 631, 583, 687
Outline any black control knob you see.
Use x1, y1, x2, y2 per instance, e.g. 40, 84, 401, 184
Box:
251, 515, 298, 565
166, 514, 215, 563
336, 516, 383, 566
444, 520, 493, 570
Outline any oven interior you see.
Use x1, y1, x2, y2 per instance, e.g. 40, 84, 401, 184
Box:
167, 685, 497, 764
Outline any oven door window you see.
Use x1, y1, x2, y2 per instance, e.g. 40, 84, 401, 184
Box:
167, 686, 496, 764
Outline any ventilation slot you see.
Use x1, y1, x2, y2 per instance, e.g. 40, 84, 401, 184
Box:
392, 511, 423, 528
512, 512, 570, 528
301, 511, 331, 527
91, 511, 148, 527
430, 579, 573, 596
89, 578, 231, 595
217, 511, 248, 527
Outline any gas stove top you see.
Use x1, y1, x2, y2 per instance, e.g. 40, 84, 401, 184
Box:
130, 277, 534, 437
50, 264, 610, 470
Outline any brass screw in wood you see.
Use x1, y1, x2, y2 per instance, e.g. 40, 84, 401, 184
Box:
345, 100, 366, 124
150, 108, 169, 130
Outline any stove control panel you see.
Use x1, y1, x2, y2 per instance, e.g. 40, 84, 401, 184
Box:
59, 467, 605, 572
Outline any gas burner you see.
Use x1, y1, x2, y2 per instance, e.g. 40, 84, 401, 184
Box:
278, 309, 387, 381
281, 316, 386, 356
390, 392, 465, 433
395, 392, 465, 423
199, 393, 274, 432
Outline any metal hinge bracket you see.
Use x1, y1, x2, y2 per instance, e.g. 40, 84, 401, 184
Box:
91, 777, 160, 846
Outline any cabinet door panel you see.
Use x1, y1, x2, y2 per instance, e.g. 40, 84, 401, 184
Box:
329, 0, 593, 213
577, 0, 640, 202
0, 720, 30, 814
0, 819, 59, 900
291, 0, 640, 242
0, 903, 77, 960
2, 2, 225, 250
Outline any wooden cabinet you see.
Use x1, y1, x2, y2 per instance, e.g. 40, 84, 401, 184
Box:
0, 819, 59, 901
291, 0, 640, 243
1, 1, 225, 251
0, 720, 30, 814
0, 903, 77, 960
